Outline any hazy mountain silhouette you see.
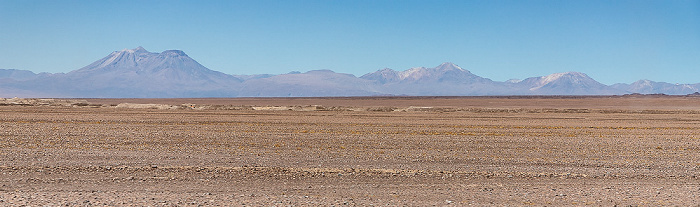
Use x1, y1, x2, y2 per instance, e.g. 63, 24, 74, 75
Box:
1, 47, 697, 97
513, 72, 623, 95
3, 47, 241, 98
0, 69, 39, 81
360, 62, 515, 96
611, 80, 700, 95
239, 70, 381, 97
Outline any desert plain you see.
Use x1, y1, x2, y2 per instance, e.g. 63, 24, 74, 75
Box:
1, 96, 700, 206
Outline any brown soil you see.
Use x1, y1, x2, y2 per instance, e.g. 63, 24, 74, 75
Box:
2, 96, 700, 206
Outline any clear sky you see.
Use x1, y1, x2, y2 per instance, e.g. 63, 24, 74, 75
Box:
1, 0, 698, 84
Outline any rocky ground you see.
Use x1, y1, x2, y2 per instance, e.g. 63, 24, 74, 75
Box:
1, 97, 700, 205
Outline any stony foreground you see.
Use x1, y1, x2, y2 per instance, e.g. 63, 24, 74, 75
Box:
1, 97, 700, 205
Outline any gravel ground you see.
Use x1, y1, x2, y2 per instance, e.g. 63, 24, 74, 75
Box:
1, 97, 700, 205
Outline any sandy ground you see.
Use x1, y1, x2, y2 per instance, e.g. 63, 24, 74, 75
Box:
1, 96, 700, 206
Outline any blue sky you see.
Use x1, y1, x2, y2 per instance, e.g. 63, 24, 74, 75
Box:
1, 0, 698, 84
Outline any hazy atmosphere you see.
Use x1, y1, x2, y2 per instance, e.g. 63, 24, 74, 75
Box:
1, 0, 698, 85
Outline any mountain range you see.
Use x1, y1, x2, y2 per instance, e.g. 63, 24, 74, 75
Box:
1, 47, 697, 98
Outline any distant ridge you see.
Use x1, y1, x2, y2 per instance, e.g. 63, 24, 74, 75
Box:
611, 80, 700, 95
2, 47, 241, 98
514, 72, 623, 95
361, 62, 492, 84
0, 47, 697, 98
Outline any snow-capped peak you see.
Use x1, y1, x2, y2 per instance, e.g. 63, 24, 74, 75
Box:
397, 63, 466, 79
398, 67, 427, 79
377, 68, 395, 72
435, 62, 465, 71
539, 72, 587, 85
120, 46, 149, 54
506, 79, 522, 83
526, 71, 602, 91
635, 79, 653, 86
360, 62, 487, 84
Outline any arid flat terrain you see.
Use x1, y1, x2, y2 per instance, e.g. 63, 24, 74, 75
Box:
2, 96, 700, 206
